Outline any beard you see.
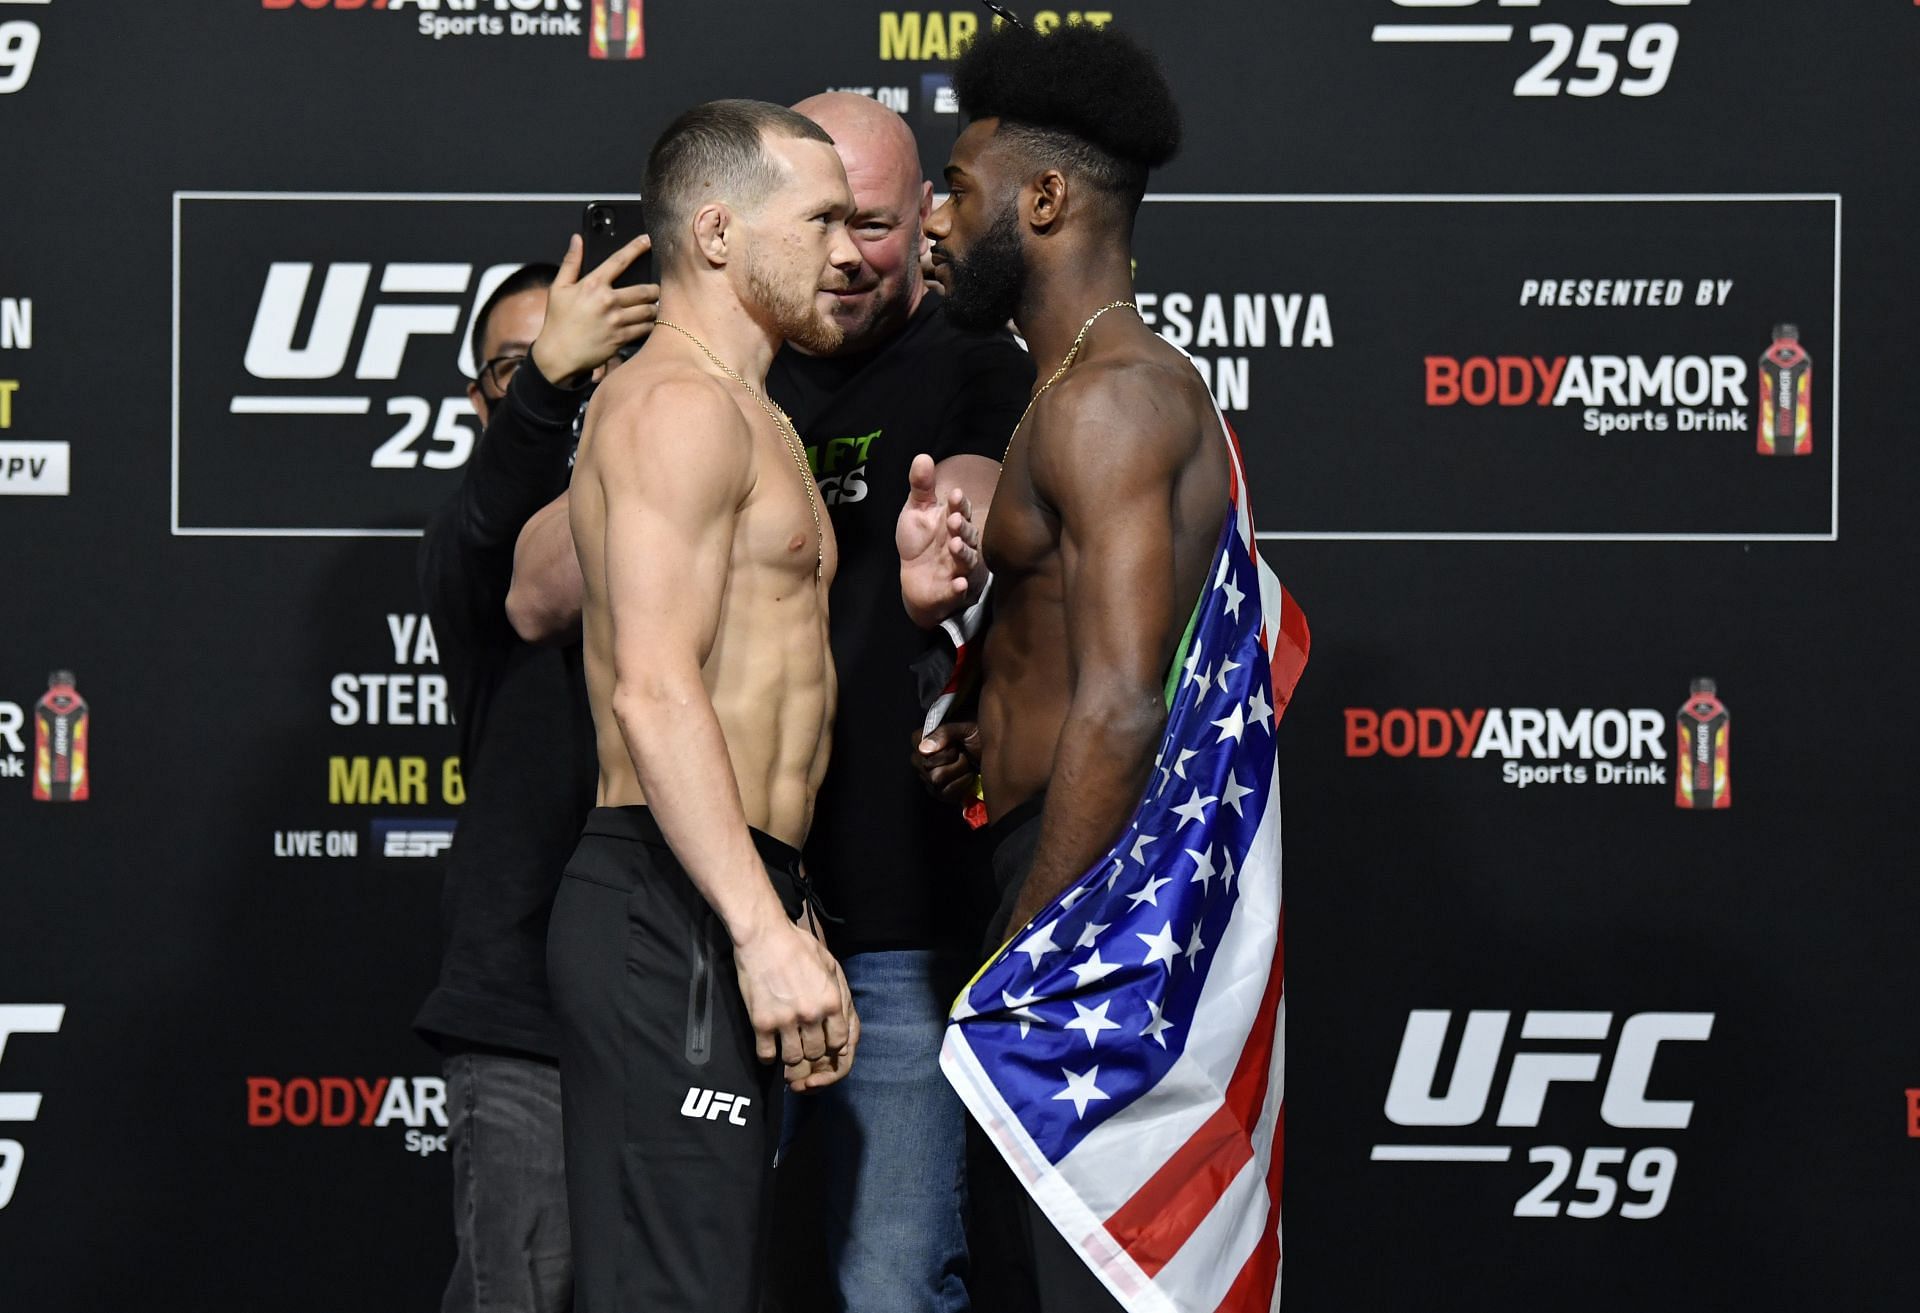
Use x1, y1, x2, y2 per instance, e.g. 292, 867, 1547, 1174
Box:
938, 203, 1027, 333
746, 247, 845, 356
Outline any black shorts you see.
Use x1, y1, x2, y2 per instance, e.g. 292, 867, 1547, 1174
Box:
547, 806, 806, 1313
984, 792, 1047, 950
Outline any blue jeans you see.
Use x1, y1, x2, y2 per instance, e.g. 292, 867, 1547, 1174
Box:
441, 1052, 572, 1313
783, 949, 971, 1313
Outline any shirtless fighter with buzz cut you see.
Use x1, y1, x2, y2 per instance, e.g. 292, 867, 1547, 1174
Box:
548, 98, 863, 1313
898, 23, 1226, 1312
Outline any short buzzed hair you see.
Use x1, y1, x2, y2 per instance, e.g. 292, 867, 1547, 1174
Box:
644, 99, 836, 264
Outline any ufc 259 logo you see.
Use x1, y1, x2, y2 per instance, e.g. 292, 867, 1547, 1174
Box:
0, 16, 42, 96
1374, 1009, 1712, 1220
1377, 2, 1687, 100
0, 1005, 65, 1210
239, 261, 519, 471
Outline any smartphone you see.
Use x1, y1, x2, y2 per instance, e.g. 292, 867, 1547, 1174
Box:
581, 200, 651, 289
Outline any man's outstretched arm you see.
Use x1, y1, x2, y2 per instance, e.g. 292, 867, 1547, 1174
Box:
597, 381, 854, 1089
999, 368, 1188, 934
529, 447, 998, 642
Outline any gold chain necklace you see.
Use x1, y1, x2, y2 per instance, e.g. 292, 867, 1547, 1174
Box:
653, 320, 823, 582
1003, 300, 1138, 463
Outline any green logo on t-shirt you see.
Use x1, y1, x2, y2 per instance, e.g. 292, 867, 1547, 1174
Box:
806, 427, 882, 476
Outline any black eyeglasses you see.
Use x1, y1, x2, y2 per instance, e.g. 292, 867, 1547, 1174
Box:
476, 352, 528, 394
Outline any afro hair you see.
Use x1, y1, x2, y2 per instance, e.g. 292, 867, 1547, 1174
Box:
952, 21, 1181, 206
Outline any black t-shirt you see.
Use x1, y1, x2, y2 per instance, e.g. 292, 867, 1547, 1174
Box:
413, 363, 599, 1059
768, 291, 1033, 953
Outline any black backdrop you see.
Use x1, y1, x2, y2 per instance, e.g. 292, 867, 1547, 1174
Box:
3, 2, 1917, 1308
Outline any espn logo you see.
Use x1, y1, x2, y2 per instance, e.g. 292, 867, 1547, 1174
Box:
373, 819, 456, 859
680, 1087, 752, 1126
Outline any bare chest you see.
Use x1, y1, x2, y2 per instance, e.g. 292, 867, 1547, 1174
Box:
738, 423, 838, 587
982, 458, 1057, 584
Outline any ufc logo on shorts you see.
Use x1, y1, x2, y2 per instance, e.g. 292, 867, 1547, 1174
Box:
1385, 1009, 1713, 1129
680, 1087, 752, 1126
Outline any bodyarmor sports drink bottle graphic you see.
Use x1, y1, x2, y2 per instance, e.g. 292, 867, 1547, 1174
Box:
1675, 678, 1729, 810
589, 0, 644, 59
32, 670, 88, 802
1757, 323, 1812, 456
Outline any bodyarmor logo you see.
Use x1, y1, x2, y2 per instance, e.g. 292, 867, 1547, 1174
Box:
259, 0, 596, 47
0, 701, 22, 779
1425, 351, 1753, 439
681, 1087, 752, 1125
1344, 703, 1670, 790
246, 1074, 451, 1156
1425, 354, 1748, 409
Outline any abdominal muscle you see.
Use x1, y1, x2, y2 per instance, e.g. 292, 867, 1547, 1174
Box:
977, 592, 1072, 823
583, 501, 836, 853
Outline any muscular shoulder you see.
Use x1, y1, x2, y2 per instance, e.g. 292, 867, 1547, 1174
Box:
597, 362, 750, 449
1028, 352, 1207, 493
592, 362, 750, 468
586, 362, 754, 506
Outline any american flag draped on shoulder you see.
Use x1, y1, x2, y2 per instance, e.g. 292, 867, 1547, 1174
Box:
940, 380, 1309, 1313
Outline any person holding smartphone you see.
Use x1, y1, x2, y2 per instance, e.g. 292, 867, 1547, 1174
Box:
414, 232, 655, 1313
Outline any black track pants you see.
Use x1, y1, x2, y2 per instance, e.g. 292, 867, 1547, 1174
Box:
549, 805, 806, 1313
